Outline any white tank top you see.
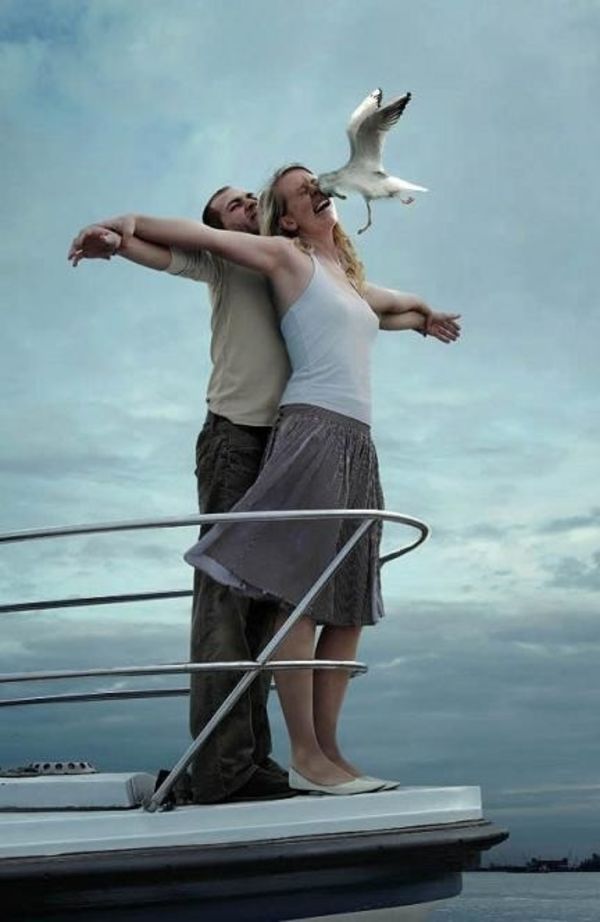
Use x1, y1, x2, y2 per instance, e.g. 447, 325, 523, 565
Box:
279, 255, 379, 424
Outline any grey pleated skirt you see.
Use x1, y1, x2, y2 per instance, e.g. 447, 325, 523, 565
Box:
184, 404, 385, 626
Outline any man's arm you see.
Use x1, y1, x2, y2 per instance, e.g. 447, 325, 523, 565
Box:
364, 282, 430, 325
364, 282, 461, 343
117, 234, 172, 271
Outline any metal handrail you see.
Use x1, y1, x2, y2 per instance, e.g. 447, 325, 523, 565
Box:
0, 660, 367, 685
0, 590, 191, 615
0, 508, 428, 547
0, 661, 367, 708
0, 507, 428, 809
0, 509, 426, 615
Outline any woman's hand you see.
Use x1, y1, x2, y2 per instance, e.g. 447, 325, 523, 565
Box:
424, 311, 461, 343
97, 213, 137, 241
68, 214, 136, 267
67, 225, 123, 267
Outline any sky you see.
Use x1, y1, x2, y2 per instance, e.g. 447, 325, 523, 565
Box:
1, 0, 599, 863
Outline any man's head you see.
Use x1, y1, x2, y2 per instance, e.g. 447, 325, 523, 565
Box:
202, 186, 259, 234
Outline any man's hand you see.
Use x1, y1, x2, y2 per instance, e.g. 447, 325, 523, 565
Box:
68, 225, 122, 267
424, 311, 461, 344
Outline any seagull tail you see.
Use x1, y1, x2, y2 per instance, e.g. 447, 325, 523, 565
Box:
386, 177, 428, 195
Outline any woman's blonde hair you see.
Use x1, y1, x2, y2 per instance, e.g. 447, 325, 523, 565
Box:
259, 164, 366, 294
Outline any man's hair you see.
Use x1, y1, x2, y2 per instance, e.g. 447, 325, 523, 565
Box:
202, 185, 231, 229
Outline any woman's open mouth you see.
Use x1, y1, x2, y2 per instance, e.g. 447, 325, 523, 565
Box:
313, 197, 331, 215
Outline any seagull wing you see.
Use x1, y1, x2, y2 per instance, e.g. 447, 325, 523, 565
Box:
346, 88, 382, 143
348, 91, 412, 172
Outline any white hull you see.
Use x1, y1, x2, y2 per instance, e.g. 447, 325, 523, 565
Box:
0, 775, 505, 920
0, 779, 482, 858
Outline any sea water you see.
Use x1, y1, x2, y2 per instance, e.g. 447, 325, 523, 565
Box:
301, 872, 600, 921
429, 872, 600, 921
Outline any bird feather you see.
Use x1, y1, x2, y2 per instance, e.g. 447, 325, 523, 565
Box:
347, 91, 412, 172
346, 88, 382, 141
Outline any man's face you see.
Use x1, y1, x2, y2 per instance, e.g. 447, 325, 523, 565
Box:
212, 187, 259, 234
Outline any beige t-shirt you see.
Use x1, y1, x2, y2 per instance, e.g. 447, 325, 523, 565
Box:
167, 248, 290, 426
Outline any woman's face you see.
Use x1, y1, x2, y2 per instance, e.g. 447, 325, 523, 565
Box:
276, 168, 337, 236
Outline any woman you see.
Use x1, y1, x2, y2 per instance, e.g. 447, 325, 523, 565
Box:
70, 165, 459, 794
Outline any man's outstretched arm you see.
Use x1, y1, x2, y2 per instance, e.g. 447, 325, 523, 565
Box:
118, 235, 172, 271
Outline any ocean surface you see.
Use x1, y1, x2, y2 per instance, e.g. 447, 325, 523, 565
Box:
429, 872, 600, 921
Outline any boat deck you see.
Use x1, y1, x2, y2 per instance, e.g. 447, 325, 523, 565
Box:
0, 782, 482, 859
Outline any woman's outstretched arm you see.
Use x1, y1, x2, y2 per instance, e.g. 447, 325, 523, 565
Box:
67, 225, 173, 271
364, 282, 430, 322
69, 214, 288, 277
364, 282, 461, 342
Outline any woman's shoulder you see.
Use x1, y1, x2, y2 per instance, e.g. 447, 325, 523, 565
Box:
268, 235, 304, 258
267, 236, 312, 273
268, 239, 315, 313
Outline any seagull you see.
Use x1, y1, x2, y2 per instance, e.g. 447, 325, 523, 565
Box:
317, 88, 428, 234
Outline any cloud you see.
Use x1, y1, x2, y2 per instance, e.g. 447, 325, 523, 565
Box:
539, 508, 600, 535
546, 550, 600, 592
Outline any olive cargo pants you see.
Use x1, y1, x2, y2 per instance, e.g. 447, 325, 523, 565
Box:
189, 412, 277, 802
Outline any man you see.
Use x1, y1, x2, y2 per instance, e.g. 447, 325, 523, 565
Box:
70, 185, 457, 804
73, 186, 293, 804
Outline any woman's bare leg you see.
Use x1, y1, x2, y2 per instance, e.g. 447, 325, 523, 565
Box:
272, 611, 353, 785
313, 624, 363, 776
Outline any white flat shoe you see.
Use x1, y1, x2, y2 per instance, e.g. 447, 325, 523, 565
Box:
360, 776, 401, 791
289, 767, 386, 795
